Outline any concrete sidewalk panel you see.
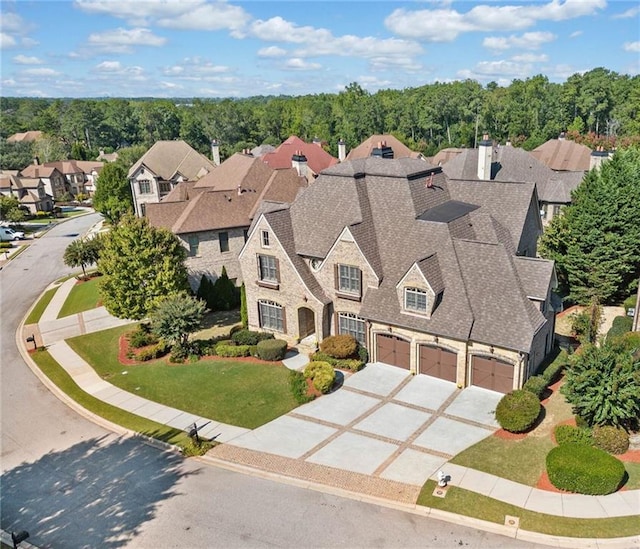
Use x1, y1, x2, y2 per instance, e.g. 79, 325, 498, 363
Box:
92, 384, 125, 401
41, 325, 83, 345
594, 492, 639, 517
132, 400, 170, 419
524, 488, 564, 516
166, 411, 205, 431
229, 416, 337, 458
444, 387, 502, 428
73, 371, 104, 390
561, 494, 608, 518
147, 405, 188, 425
617, 490, 640, 515
489, 478, 531, 508
102, 389, 140, 406
457, 467, 499, 495
380, 449, 447, 485
353, 402, 431, 442
306, 432, 398, 474
344, 362, 410, 396
40, 278, 75, 322
82, 380, 114, 395
393, 375, 457, 411
413, 417, 493, 455
294, 390, 380, 426
117, 394, 155, 414
39, 314, 78, 332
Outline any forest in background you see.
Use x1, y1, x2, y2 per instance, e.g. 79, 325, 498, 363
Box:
1, 67, 639, 169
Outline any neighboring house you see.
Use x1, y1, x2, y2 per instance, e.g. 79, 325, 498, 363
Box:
345, 134, 426, 162
18, 164, 66, 199
6, 131, 43, 143
146, 151, 307, 289
128, 140, 216, 217
442, 136, 584, 226
531, 135, 592, 172
260, 135, 338, 182
0, 171, 53, 214
239, 156, 556, 393
97, 149, 119, 163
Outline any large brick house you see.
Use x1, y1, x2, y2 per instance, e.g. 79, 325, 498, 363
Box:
129, 140, 216, 217
239, 156, 556, 393
146, 151, 307, 289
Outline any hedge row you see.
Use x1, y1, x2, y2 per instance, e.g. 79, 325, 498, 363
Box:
310, 352, 364, 372
546, 443, 625, 495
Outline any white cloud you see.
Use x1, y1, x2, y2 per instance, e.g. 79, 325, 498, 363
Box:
13, 54, 44, 65
570, 30, 583, 38
257, 46, 287, 58
385, 0, 605, 41
511, 53, 548, 63
157, 3, 250, 32
483, 32, 556, 52
356, 75, 392, 89
283, 58, 322, 71
624, 42, 640, 53
0, 12, 24, 32
1, 32, 17, 48
162, 57, 231, 79
612, 6, 640, 19
87, 27, 167, 53
95, 61, 123, 72
457, 60, 535, 81
22, 67, 61, 77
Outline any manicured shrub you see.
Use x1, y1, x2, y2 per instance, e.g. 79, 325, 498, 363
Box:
575, 415, 590, 429
554, 424, 592, 446
606, 316, 633, 343
540, 350, 568, 384
231, 329, 274, 346
0, 242, 12, 249
128, 324, 158, 348
320, 335, 357, 359
357, 345, 369, 364
215, 343, 251, 358
304, 361, 336, 394
257, 339, 288, 361
309, 352, 364, 372
623, 294, 637, 314
495, 389, 541, 433
523, 375, 547, 399
546, 443, 625, 495
170, 343, 190, 363
289, 370, 315, 404
591, 425, 630, 455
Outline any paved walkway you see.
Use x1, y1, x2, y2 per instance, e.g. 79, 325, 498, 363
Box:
22, 278, 640, 528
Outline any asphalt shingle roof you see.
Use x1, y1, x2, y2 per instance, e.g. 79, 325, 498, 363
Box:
128, 140, 215, 180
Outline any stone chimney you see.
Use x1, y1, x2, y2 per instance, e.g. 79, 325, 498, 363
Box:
477, 133, 493, 181
312, 137, 322, 147
558, 132, 566, 141
589, 146, 609, 171
371, 140, 394, 159
338, 139, 346, 162
33, 157, 40, 165
211, 139, 221, 166
292, 150, 308, 179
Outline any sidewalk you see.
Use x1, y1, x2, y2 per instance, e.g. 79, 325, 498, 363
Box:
21, 279, 640, 532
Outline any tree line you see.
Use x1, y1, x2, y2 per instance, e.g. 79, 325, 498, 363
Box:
2, 67, 639, 169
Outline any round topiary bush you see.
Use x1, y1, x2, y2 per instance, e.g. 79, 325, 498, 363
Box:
591, 425, 630, 455
304, 361, 336, 394
546, 443, 625, 495
523, 375, 547, 399
256, 338, 288, 361
495, 389, 541, 433
554, 424, 592, 446
319, 335, 357, 359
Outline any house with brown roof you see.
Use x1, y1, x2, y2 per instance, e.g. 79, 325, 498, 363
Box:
18, 164, 66, 199
344, 134, 426, 162
260, 136, 338, 182
20, 160, 103, 198
0, 171, 53, 214
146, 151, 307, 288
128, 140, 216, 217
239, 156, 556, 393
442, 136, 585, 226
6, 131, 43, 143
531, 135, 592, 172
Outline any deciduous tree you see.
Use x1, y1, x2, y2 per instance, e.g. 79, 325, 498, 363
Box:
150, 293, 207, 347
93, 161, 133, 224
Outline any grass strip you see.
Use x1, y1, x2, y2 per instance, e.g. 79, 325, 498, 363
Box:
418, 480, 640, 538
58, 277, 101, 318
30, 348, 190, 447
25, 287, 58, 325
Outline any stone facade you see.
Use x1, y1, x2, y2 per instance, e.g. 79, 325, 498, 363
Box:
130, 166, 175, 217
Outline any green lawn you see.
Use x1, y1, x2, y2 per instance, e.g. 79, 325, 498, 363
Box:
58, 277, 101, 318
25, 286, 58, 324
66, 325, 299, 429
417, 480, 640, 538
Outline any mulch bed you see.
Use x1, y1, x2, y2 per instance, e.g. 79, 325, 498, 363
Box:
494, 429, 528, 440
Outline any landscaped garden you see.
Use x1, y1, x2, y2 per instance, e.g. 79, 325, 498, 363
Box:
58, 275, 102, 318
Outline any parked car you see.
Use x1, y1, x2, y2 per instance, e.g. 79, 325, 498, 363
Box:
0, 227, 25, 241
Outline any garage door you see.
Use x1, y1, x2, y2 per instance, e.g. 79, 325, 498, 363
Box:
376, 334, 410, 370
471, 356, 514, 393
419, 345, 457, 382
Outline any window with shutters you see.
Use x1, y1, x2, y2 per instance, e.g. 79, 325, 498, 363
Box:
258, 300, 284, 331
257, 254, 279, 289
404, 287, 427, 312
338, 312, 366, 345
219, 231, 229, 253
336, 264, 361, 299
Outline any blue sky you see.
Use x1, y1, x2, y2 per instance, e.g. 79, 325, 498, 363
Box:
1, 0, 638, 98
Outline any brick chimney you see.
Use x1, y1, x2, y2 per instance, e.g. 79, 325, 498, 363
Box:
211, 139, 220, 166
371, 140, 394, 159
338, 139, 346, 162
292, 150, 308, 179
477, 133, 493, 181
589, 146, 609, 171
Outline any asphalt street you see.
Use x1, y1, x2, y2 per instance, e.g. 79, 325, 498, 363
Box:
0, 213, 543, 548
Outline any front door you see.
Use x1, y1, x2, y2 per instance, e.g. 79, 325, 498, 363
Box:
298, 307, 315, 339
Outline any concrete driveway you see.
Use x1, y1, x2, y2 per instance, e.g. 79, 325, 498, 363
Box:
228, 362, 503, 487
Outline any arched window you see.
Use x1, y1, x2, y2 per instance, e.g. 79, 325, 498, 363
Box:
337, 312, 365, 344
258, 300, 284, 332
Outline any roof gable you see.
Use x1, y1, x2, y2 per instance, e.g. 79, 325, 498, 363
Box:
128, 140, 215, 180
261, 135, 338, 174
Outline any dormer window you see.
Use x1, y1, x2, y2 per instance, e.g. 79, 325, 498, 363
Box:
261, 230, 270, 247
404, 287, 427, 313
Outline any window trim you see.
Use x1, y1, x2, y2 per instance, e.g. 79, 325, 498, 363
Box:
138, 179, 151, 194
404, 287, 428, 313
219, 231, 229, 253
187, 234, 200, 257
261, 230, 270, 248
257, 254, 279, 289
335, 263, 362, 300
258, 300, 285, 332
337, 312, 366, 345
